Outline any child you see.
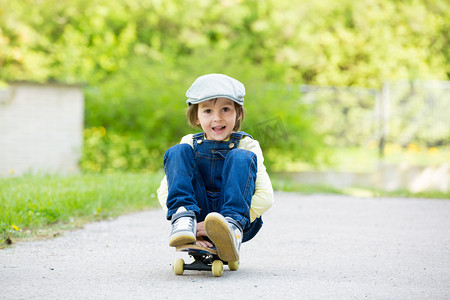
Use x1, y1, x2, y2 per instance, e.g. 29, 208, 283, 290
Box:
157, 73, 274, 263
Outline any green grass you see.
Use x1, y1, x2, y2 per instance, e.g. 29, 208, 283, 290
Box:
0, 173, 163, 246
271, 174, 450, 199
271, 175, 345, 195
2, 171, 448, 247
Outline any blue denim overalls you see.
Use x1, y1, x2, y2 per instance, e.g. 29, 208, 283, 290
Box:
164, 131, 263, 242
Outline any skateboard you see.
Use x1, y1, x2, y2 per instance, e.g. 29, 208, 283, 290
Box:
173, 244, 239, 277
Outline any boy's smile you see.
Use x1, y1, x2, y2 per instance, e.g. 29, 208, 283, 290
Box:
196, 98, 239, 141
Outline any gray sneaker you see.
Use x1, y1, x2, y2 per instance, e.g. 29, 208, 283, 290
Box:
204, 212, 243, 262
169, 210, 197, 247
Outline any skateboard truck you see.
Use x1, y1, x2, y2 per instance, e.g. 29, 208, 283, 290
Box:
174, 244, 239, 277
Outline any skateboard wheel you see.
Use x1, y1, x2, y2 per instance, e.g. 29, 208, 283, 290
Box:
173, 258, 184, 275
228, 261, 239, 271
212, 260, 223, 277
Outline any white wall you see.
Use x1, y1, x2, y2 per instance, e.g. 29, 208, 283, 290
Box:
0, 82, 84, 176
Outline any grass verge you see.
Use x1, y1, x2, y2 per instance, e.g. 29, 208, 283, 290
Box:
2, 172, 448, 248
271, 175, 450, 199
275, 146, 449, 173
0, 172, 163, 247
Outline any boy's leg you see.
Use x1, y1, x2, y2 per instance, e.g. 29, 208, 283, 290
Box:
164, 144, 202, 218
220, 148, 257, 229
205, 149, 258, 260
164, 144, 208, 246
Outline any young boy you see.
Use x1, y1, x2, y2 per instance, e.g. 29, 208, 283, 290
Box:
157, 73, 274, 263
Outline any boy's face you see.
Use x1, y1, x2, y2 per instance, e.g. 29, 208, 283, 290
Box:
196, 98, 239, 141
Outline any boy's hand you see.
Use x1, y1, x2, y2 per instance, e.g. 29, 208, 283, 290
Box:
196, 221, 213, 248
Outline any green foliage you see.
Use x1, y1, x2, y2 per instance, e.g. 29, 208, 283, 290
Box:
1, 0, 448, 86
82, 55, 326, 171
0, 173, 162, 244
81, 127, 158, 172
1, 0, 448, 172
243, 82, 329, 170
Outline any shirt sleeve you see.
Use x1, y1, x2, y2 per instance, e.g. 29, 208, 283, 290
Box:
238, 137, 275, 222
157, 175, 169, 212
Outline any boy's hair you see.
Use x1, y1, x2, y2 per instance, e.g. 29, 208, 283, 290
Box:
186, 100, 246, 132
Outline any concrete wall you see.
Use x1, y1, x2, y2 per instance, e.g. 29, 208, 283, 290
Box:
0, 82, 84, 176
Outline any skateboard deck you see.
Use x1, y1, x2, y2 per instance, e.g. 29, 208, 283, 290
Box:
173, 244, 239, 277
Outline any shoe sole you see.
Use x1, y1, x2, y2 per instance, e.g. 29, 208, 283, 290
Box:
205, 213, 239, 262
169, 233, 196, 247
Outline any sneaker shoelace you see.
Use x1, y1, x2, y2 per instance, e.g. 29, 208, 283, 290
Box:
173, 217, 193, 231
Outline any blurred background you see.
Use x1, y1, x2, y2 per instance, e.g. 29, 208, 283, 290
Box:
0, 0, 449, 192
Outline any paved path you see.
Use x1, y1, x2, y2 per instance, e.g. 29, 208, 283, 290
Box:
1, 192, 450, 299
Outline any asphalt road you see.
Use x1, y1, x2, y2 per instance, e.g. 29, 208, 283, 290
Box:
1, 192, 450, 299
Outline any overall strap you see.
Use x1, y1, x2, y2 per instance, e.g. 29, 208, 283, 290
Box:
193, 132, 205, 140
192, 132, 205, 151
191, 131, 252, 148
230, 131, 253, 140
229, 131, 253, 148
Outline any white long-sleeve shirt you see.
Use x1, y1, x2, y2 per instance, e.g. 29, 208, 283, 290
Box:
157, 134, 274, 222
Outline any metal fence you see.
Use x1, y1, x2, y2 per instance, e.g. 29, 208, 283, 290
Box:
300, 84, 379, 148
381, 80, 450, 148
300, 80, 450, 158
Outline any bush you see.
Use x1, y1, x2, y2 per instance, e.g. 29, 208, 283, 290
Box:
82, 54, 328, 172
81, 127, 159, 173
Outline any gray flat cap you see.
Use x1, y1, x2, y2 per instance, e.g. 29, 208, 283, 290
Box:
186, 73, 245, 106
